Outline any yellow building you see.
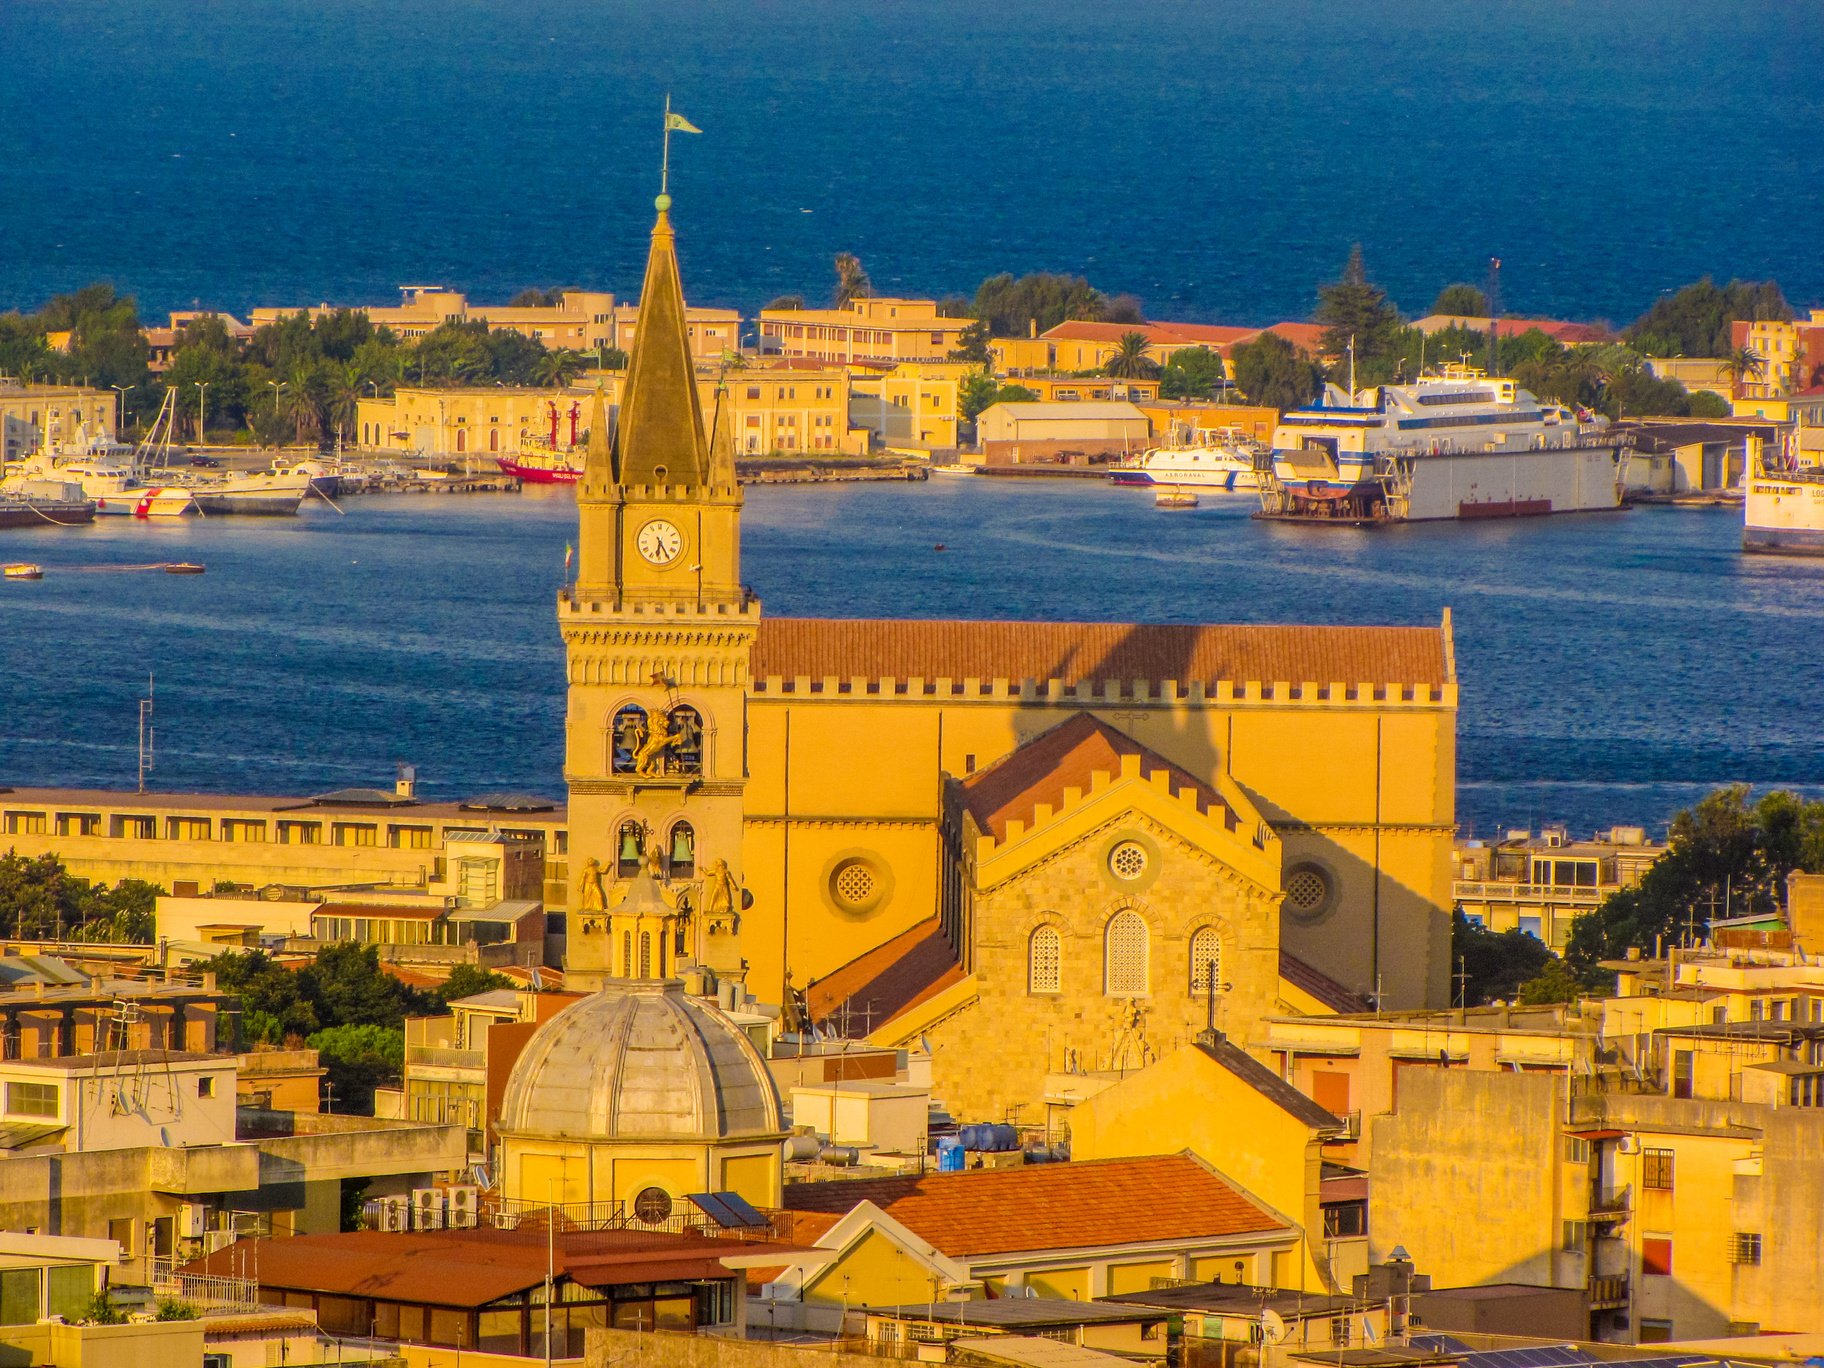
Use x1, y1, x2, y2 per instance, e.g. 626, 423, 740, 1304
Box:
717, 361, 868, 455
849, 360, 972, 450
552, 191, 1459, 1146
0, 381, 116, 461
610, 304, 742, 363
1454, 825, 1665, 948
760, 297, 968, 363
354, 385, 603, 457
992, 321, 1259, 376
253, 289, 618, 348
1133, 401, 1281, 445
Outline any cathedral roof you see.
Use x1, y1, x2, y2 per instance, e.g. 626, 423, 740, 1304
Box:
598, 204, 709, 490
956, 712, 1222, 842
750, 619, 1450, 691
498, 979, 783, 1143
806, 917, 965, 1037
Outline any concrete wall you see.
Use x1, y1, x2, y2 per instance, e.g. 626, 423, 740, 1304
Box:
585, 1328, 875, 1368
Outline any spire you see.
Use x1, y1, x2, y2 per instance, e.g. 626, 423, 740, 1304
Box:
707, 376, 737, 489
580, 382, 615, 498
614, 200, 708, 488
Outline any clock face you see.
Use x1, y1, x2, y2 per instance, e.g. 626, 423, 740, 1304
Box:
636, 519, 683, 566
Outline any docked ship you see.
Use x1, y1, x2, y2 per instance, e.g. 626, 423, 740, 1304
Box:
1256, 365, 1629, 524
495, 451, 581, 484
0, 479, 96, 527
179, 467, 312, 515
1743, 434, 1824, 555
1, 427, 197, 517
1108, 424, 1266, 491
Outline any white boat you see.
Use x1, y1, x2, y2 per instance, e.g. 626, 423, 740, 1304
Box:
1, 443, 197, 518
1110, 424, 1266, 491
1258, 364, 1627, 524
1744, 434, 1824, 556
178, 467, 311, 516
270, 455, 343, 497
928, 463, 980, 477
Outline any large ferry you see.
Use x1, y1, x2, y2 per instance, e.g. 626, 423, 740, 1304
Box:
1256, 365, 1628, 524
1744, 434, 1824, 555
1108, 424, 1266, 491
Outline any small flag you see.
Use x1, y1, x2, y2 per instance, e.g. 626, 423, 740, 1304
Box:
564, 542, 574, 569
665, 111, 702, 135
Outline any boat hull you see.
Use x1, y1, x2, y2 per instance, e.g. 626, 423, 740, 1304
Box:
1744, 473, 1824, 555
94, 488, 198, 518
192, 491, 304, 516
0, 499, 95, 527
496, 456, 579, 484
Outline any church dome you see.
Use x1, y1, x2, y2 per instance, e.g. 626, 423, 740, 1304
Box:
498, 980, 783, 1142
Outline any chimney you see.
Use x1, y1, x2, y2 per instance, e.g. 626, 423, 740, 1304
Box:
395, 763, 417, 801
1029, 319, 1038, 339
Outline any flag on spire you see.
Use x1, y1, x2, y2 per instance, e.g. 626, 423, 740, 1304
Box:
665, 111, 702, 134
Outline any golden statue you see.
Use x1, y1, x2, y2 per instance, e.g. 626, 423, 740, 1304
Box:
576, 858, 606, 926
632, 709, 681, 777
701, 857, 738, 931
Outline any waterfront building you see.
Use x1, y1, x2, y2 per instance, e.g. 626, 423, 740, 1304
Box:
991, 320, 1325, 376
1730, 310, 1824, 400
848, 359, 973, 451
1609, 420, 1780, 497
759, 296, 968, 364
354, 385, 601, 457
716, 360, 868, 455
0, 381, 115, 461
1454, 825, 1665, 948
1132, 400, 1280, 445
252, 288, 619, 349
975, 400, 1150, 467
1013, 375, 1162, 404
555, 192, 1460, 1156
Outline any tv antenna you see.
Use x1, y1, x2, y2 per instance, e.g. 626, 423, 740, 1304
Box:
137, 673, 155, 793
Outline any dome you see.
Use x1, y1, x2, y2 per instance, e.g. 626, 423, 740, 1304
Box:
498, 980, 783, 1142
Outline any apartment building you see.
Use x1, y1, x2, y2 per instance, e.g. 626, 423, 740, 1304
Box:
759, 296, 968, 364
0, 381, 115, 460
847, 359, 972, 450
1454, 825, 1664, 948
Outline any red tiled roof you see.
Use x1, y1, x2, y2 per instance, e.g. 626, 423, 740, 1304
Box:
751, 620, 1448, 691
957, 713, 1222, 842
806, 918, 966, 1034
1042, 321, 1258, 348
1262, 322, 1328, 352
315, 903, 443, 921
780, 1154, 1287, 1257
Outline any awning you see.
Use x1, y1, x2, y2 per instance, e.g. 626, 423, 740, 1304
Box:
1569, 1128, 1626, 1140
0, 1122, 67, 1150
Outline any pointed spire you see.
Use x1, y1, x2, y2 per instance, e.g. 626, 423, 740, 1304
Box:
614, 199, 708, 488
580, 382, 615, 498
707, 377, 737, 489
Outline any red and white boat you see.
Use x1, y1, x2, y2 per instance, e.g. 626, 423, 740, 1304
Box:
495, 452, 581, 484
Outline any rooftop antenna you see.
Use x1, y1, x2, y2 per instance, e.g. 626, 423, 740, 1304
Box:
137, 673, 155, 794
1486, 257, 1503, 376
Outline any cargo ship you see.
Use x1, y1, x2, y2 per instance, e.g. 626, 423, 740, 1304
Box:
1743, 434, 1824, 555
1255, 365, 1629, 525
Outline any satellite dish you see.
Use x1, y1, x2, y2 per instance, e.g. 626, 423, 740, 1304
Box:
1261, 1310, 1289, 1345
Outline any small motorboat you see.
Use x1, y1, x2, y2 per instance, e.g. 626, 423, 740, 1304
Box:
163, 562, 206, 575
4, 563, 45, 580
1154, 488, 1199, 509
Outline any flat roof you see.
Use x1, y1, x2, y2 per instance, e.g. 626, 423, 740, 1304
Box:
1102, 1282, 1355, 1316
3, 1049, 227, 1072
869, 1300, 1164, 1328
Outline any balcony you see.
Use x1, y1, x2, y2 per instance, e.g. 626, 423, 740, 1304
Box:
406, 1044, 485, 1070
1453, 880, 1606, 906
1587, 1183, 1631, 1220
1587, 1273, 1629, 1309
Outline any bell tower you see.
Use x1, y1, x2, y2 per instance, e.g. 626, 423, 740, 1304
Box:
560, 191, 756, 992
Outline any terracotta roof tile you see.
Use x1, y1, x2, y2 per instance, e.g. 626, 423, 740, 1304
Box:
780, 1154, 1287, 1256
956, 713, 1223, 842
751, 620, 1448, 691
1042, 321, 1258, 348
807, 918, 966, 1035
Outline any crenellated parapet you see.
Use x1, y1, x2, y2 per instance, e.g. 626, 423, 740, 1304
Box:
750, 672, 1456, 707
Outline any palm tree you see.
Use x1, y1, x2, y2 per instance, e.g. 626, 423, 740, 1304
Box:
1104, 331, 1160, 379
833, 253, 871, 309
1724, 346, 1766, 393
279, 362, 326, 445
325, 364, 362, 445
532, 349, 584, 388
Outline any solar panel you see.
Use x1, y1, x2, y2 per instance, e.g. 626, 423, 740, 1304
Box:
687, 1191, 767, 1228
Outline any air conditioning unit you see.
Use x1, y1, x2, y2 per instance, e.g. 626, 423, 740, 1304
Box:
1617, 1136, 1641, 1154
446, 1185, 479, 1229
412, 1188, 446, 1231
177, 1203, 208, 1239
493, 1209, 522, 1230
373, 1196, 411, 1233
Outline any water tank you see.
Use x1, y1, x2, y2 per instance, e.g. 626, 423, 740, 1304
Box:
936, 1137, 965, 1172
782, 1134, 820, 1162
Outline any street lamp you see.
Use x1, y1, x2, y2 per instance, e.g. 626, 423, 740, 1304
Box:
195, 381, 211, 447
109, 384, 130, 440
266, 381, 287, 448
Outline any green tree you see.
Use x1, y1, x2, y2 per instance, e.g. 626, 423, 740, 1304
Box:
948, 320, 992, 364
435, 963, 514, 1006
0, 851, 102, 938
531, 349, 586, 388
1159, 347, 1225, 400
1315, 245, 1402, 380
1625, 278, 1790, 357
411, 320, 491, 385
1103, 294, 1145, 325
960, 370, 1000, 424
0, 313, 54, 381
509, 288, 565, 308
307, 1023, 405, 1113
1565, 786, 1824, 984
1687, 390, 1731, 418
201, 949, 320, 1044
833, 253, 871, 309
1516, 959, 1583, 1005
1431, 283, 1490, 317
971, 273, 1111, 338
1103, 332, 1160, 380
1229, 332, 1321, 409
765, 295, 804, 312
997, 383, 1038, 404
301, 942, 433, 1030
1451, 911, 1554, 1006
1723, 346, 1765, 387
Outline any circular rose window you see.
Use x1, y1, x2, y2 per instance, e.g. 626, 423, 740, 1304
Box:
1108, 841, 1150, 881
1283, 863, 1335, 921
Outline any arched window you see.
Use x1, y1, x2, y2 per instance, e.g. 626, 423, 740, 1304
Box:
638, 932, 653, 978
668, 705, 704, 774
1028, 925, 1061, 995
611, 705, 648, 774
1104, 910, 1149, 997
455, 427, 466, 453
621, 931, 633, 978
1190, 928, 1222, 995
669, 822, 696, 880
489, 428, 499, 452
616, 821, 645, 879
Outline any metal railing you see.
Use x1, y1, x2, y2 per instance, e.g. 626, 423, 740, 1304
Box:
1453, 881, 1606, 905
148, 1262, 264, 1307
404, 1045, 485, 1069
1587, 1183, 1632, 1216
1587, 1272, 1629, 1308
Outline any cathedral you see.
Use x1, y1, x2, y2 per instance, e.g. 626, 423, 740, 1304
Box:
556, 192, 1458, 1124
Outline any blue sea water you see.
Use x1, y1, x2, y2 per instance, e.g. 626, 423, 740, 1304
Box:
2, 483, 1822, 838
1, 0, 1822, 324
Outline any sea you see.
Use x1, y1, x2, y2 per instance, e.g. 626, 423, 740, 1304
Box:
2, 0, 1823, 324
2, 482, 1822, 839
